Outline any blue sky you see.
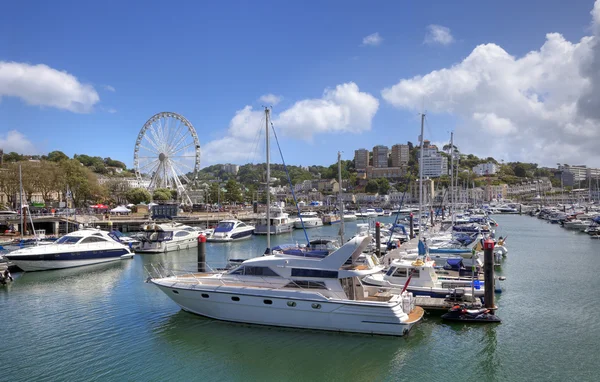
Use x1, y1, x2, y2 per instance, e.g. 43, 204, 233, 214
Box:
2, 0, 600, 169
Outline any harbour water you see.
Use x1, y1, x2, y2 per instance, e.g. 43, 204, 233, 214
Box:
1, 215, 599, 381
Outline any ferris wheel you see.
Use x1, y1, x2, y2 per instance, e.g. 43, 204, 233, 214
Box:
133, 112, 200, 205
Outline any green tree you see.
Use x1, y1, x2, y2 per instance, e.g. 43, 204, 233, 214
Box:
125, 188, 151, 204
365, 179, 379, 193
513, 163, 527, 178
47, 150, 69, 162
60, 159, 103, 207
376, 178, 390, 195
153, 188, 172, 201
224, 179, 243, 203
3, 152, 24, 162
207, 183, 220, 204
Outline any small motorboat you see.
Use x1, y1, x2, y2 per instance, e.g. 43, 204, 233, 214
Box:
441, 305, 501, 323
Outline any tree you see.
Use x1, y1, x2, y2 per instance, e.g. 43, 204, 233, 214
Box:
376, 178, 390, 195
0, 163, 19, 208
125, 188, 151, 204
514, 163, 527, 178
47, 151, 69, 162
3, 152, 24, 162
207, 183, 220, 204
153, 188, 172, 201
36, 161, 64, 203
224, 179, 243, 203
60, 159, 102, 207
365, 179, 379, 193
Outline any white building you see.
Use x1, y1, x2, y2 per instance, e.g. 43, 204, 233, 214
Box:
419, 154, 448, 178
473, 162, 498, 176
222, 163, 240, 175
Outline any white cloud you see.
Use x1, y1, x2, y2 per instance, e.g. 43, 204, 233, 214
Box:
0, 61, 99, 113
382, 2, 600, 166
424, 25, 454, 46
362, 32, 383, 46
103, 85, 116, 92
259, 94, 282, 105
0, 130, 37, 154
202, 82, 379, 165
107, 108, 117, 114
276, 82, 379, 139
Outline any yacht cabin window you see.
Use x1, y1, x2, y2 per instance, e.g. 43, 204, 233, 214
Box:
80, 236, 108, 244
291, 269, 338, 278
55, 236, 81, 244
174, 231, 190, 237
284, 280, 327, 289
229, 266, 280, 277
393, 268, 408, 278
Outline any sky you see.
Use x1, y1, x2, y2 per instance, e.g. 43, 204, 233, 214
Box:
2, 0, 600, 171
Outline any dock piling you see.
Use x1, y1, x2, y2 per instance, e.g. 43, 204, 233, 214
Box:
375, 221, 381, 257
483, 238, 495, 310
197, 234, 206, 272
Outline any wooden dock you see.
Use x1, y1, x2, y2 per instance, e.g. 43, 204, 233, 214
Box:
414, 296, 482, 312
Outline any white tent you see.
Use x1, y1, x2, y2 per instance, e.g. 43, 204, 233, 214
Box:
110, 205, 131, 214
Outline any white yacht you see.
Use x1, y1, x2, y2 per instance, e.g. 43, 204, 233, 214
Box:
4, 228, 133, 271
293, 211, 323, 229
207, 220, 255, 242
343, 210, 358, 221
136, 222, 203, 253
254, 205, 294, 235
363, 258, 484, 298
149, 234, 424, 336
356, 208, 378, 218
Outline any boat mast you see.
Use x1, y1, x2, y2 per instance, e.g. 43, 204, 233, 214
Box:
19, 164, 23, 236
450, 132, 454, 224
338, 151, 344, 244
418, 113, 425, 240
265, 107, 271, 254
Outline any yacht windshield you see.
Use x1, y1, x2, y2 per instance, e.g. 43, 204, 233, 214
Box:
143, 231, 173, 242
214, 222, 234, 232
55, 236, 81, 244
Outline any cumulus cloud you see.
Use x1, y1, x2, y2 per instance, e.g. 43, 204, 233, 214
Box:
424, 25, 454, 45
259, 94, 282, 105
362, 32, 383, 46
383, 1, 600, 166
0, 61, 99, 113
202, 82, 379, 165
276, 82, 379, 139
0, 130, 37, 154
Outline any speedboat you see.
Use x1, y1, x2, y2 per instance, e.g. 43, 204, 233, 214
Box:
322, 213, 341, 225
3, 228, 133, 271
149, 234, 424, 336
254, 205, 294, 235
207, 220, 254, 242
136, 222, 203, 253
293, 211, 323, 229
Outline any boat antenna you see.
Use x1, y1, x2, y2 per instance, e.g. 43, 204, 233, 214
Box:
338, 151, 345, 244
270, 121, 310, 246
418, 113, 425, 242
265, 107, 271, 255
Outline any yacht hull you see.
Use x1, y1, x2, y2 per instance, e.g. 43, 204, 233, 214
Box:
254, 224, 294, 235
207, 229, 254, 242
6, 249, 129, 271
136, 237, 199, 253
293, 219, 323, 229
152, 281, 422, 336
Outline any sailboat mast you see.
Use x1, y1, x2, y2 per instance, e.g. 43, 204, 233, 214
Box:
418, 113, 425, 239
19, 164, 23, 235
265, 107, 271, 254
450, 132, 454, 224
338, 151, 344, 244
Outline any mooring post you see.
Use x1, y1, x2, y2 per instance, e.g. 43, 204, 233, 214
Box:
197, 234, 206, 272
483, 238, 495, 309
409, 213, 414, 239
375, 221, 381, 257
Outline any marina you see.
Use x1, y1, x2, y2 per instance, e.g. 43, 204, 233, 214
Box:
1, 215, 600, 380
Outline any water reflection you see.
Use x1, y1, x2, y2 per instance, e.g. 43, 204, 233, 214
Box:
154, 310, 412, 381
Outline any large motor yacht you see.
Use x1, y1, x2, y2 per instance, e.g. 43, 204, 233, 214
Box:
4, 228, 133, 271
149, 234, 424, 336
293, 211, 323, 229
254, 205, 294, 235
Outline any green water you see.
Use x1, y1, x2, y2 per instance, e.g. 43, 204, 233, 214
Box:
1, 216, 599, 381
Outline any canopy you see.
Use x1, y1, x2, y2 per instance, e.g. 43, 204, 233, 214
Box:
111, 206, 131, 213
126, 203, 135, 207
91, 204, 109, 209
